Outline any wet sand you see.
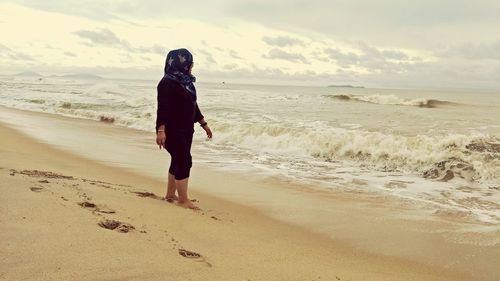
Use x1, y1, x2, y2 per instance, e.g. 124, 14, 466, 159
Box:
0, 106, 498, 281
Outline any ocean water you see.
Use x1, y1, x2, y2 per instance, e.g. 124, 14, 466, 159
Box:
1, 75, 499, 223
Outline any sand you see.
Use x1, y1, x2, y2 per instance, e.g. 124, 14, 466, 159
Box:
0, 107, 498, 281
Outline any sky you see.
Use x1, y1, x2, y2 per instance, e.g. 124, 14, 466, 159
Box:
0, 0, 499, 89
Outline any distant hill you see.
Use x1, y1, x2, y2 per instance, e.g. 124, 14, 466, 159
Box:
15, 71, 42, 77
328, 84, 364, 88
58, 73, 103, 80
14, 71, 104, 80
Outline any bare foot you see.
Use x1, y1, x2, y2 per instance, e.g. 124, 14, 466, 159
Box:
164, 195, 178, 203
177, 201, 200, 210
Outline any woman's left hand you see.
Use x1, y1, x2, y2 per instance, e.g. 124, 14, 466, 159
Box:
202, 125, 213, 139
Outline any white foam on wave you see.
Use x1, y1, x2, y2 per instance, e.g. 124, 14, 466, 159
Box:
195, 127, 500, 224
208, 118, 500, 184
325, 93, 459, 108
0, 77, 157, 131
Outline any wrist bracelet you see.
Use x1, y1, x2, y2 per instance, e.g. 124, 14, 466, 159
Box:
200, 122, 208, 127
157, 130, 165, 132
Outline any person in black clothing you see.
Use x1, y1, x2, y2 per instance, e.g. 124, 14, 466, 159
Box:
156, 48, 212, 210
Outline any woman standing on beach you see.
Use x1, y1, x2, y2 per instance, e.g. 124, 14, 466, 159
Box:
155, 48, 212, 210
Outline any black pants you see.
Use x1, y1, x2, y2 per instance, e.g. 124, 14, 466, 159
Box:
166, 130, 193, 180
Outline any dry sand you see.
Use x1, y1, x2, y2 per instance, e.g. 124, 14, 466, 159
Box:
0, 109, 497, 281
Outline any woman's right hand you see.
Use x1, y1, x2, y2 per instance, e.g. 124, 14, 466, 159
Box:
156, 131, 166, 149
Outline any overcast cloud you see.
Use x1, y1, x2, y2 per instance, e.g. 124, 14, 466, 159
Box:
74, 28, 125, 47
262, 36, 305, 47
263, 48, 310, 64
0, 0, 499, 89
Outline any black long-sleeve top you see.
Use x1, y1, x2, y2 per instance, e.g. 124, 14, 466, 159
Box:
155, 77, 204, 133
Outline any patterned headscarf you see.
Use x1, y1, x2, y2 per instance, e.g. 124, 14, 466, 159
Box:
163, 48, 196, 100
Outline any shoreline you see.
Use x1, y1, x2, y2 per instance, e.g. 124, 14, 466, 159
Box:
1, 106, 498, 280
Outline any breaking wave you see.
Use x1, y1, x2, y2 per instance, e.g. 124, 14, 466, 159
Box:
324, 94, 461, 108
210, 120, 500, 184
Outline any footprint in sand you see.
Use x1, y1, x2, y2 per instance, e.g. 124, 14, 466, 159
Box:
178, 249, 201, 258
178, 249, 212, 267
79, 201, 96, 208
132, 191, 162, 200
81, 178, 129, 189
17, 169, 74, 180
98, 219, 135, 233
78, 201, 116, 214
96, 205, 115, 214
30, 187, 43, 192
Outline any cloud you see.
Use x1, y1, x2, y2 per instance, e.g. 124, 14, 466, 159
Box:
196, 49, 217, 65
10, 0, 500, 51
7, 52, 34, 61
10, 0, 232, 22
73, 28, 168, 55
323, 48, 360, 68
135, 44, 168, 55
380, 49, 409, 61
197, 64, 365, 86
9, 0, 123, 20
2, 1, 499, 89
439, 41, 500, 60
223, 63, 238, 70
0, 44, 12, 52
228, 49, 243, 60
73, 28, 128, 47
224, 1, 500, 54
263, 48, 309, 64
262, 35, 304, 47
323, 42, 420, 74
0, 44, 34, 61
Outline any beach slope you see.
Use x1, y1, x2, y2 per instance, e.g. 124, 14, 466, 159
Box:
0, 119, 481, 281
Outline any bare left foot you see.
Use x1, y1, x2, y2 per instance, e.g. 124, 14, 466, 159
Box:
177, 201, 200, 210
